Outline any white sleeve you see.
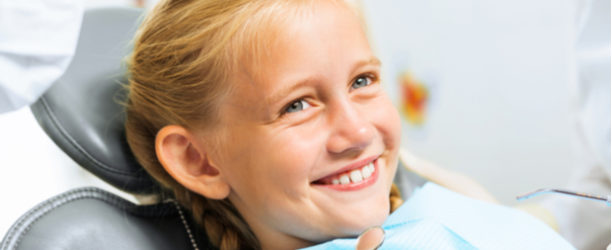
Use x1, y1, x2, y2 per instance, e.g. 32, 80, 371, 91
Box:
541, 0, 610, 249
0, 0, 83, 113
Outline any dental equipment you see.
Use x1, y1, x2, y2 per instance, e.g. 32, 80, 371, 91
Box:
517, 188, 611, 206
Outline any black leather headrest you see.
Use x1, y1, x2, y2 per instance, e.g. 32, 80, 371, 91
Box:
0, 187, 211, 250
30, 7, 157, 194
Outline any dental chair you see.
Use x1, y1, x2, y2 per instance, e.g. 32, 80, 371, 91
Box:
0, 7, 211, 250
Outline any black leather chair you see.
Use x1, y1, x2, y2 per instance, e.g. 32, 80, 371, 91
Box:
0, 7, 211, 250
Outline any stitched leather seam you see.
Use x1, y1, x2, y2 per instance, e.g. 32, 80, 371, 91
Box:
0, 187, 173, 250
2, 188, 121, 249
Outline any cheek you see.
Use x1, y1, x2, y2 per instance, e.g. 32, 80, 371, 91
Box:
258, 130, 322, 179
369, 96, 401, 182
214, 125, 319, 193
207, 126, 263, 187
384, 105, 402, 146
368, 95, 402, 147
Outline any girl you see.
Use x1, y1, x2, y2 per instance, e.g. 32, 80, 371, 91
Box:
125, 0, 402, 249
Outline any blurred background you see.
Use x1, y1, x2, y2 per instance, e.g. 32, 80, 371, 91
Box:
0, 0, 608, 245
363, 0, 576, 204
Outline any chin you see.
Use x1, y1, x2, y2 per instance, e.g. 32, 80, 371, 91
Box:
337, 197, 390, 237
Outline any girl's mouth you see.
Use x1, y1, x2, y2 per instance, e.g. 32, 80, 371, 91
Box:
312, 158, 379, 191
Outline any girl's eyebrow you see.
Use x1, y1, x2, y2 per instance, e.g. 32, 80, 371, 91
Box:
266, 56, 381, 106
266, 76, 318, 107
356, 56, 382, 70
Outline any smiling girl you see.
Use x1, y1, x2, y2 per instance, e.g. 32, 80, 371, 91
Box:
125, 0, 402, 249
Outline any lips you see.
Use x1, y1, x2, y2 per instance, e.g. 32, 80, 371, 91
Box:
312, 156, 379, 190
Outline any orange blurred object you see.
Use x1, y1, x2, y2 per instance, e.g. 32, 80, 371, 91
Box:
134, 0, 144, 7
399, 72, 428, 125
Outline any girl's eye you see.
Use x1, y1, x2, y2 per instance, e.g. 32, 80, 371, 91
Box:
284, 99, 311, 114
351, 75, 373, 89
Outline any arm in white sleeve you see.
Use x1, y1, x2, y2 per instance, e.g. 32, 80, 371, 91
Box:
0, 0, 83, 113
539, 1, 611, 249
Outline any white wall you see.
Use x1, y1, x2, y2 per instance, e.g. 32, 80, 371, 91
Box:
362, 0, 576, 204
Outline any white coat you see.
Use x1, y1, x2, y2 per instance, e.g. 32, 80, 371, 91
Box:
542, 0, 611, 249
0, 0, 82, 113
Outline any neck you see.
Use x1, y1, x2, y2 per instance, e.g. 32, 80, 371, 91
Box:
229, 195, 315, 249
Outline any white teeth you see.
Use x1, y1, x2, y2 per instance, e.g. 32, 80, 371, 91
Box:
339, 175, 351, 185
350, 169, 363, 183
328, 161, 376, 185
361, 164, 372, 178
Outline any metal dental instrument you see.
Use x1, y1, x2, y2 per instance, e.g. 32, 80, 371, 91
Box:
517, 188, 611, 206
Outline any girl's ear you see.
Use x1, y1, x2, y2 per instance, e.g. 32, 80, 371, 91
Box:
155, 125, 230, 200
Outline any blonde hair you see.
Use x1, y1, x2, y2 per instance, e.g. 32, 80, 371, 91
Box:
125, 0, 402, 248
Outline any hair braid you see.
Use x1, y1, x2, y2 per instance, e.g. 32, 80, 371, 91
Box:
389, 183, 403, 212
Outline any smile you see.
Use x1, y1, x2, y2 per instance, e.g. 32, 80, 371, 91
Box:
312, 157, 380, 191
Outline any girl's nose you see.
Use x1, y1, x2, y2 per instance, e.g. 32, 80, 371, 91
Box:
326, 100, 375, 155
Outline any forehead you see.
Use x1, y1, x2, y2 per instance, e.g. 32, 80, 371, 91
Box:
221, 1, 373, 115
252, 4, 369, 79
236, 0, 366, 80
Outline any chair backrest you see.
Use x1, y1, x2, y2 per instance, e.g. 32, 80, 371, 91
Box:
29, 7, 156, 194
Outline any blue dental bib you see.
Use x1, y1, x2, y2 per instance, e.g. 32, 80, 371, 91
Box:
301, 183, 574, 250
